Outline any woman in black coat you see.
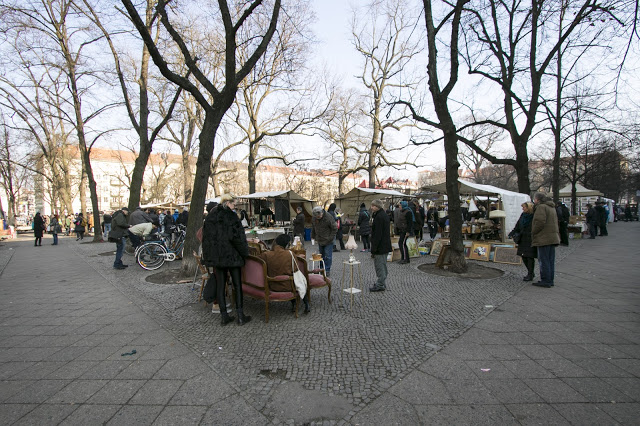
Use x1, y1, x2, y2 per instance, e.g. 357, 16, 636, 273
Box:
33, 212, 45, 246
357, 203, 372, 252
510, 202, 538, 281
202, 194, 251, 326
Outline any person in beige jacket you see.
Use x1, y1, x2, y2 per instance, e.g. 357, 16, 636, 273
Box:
531, 193, 560, 288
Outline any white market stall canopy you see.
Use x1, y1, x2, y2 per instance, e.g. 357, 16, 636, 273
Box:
423, 179, 531, 234
335, 188, 408, 217
556, 183, 603, 198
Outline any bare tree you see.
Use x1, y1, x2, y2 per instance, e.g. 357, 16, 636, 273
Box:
233, 0, 325, 195
460, 0, 631, 194
83, 0, 184, 210
398, 0, 471, 273
122, 0, 281, 274
0, 122, 33, 226
352, 0, 423, 188
3, 1, 123, 241
317, 88, 367, 196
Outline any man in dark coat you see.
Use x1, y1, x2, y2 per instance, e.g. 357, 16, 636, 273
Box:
357, 203, 371, 252
311, 206, 337, 277
585, 203, 597, 239
129, 206, 151, 226
594, 201, 608, 236
33, 212, 45, 246
556, 202, 570, 246
202, 194, 251, 326
176, 207, 189, 226
292, 207, 306, 241
369, 199, 392, 292
110, 207, 130, 269
531, 193, 560, 288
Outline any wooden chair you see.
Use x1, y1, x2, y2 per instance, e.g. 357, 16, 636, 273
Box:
241, 255, 301, 323
193, 251, 209, 303
301, 256, 331, 307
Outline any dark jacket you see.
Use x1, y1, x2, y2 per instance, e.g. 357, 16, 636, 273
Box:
585, 207, 596, 224
371, 208, 392, 255
163, 213, 175, 229
110, 210, 130, 239
594, 205, 607, 226
129, 208, 151, 226
103, 213, 112, 224
33, 214, 45, 238
74, 215, 86, 232
292, 212, 305, 235
357, 207, 371, 236
531, 200, 560, 247
202, 205, 248, 268
177, 210, 189, 226
511, 212, 537, 258
311, 211, 337, 246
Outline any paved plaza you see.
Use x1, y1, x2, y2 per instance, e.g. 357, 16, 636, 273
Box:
0, 223, 638, 425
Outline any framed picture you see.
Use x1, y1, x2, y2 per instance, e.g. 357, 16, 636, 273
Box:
469, 242, 491, 261
493, 247, 523, 265
430, 239, 449, 256
435, 245, 452, 267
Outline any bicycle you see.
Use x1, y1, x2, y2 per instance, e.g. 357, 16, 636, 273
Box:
135, 225, 187, 270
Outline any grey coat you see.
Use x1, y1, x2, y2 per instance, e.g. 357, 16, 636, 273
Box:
311, 211, 337, 246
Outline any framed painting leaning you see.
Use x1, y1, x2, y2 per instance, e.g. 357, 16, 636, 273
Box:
430, 239, 449, 256
469, 242, 491, 261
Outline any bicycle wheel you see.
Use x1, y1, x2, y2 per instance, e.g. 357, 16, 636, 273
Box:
136, 243, 167, 270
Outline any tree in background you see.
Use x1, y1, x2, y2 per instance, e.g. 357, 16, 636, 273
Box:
461, 0, 632, 194
122, 0, 281, 274
352, 0, 423, 188
83, 0, 184, 211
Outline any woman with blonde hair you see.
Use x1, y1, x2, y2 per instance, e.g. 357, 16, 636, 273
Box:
509, 201, 537, 281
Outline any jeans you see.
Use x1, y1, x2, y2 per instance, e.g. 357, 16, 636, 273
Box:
373, 253, 388, 289
114, 237, 124, 266
128, 231, 141, 248
318, 244, 333, 275
103, 223, 111, 238
537, 245, 555, 285
52, 233, 58, 245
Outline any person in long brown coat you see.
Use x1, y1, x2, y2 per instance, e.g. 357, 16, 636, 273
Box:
531, 193, 560, 288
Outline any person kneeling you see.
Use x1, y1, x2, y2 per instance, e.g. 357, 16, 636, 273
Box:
260, 234, 310, 313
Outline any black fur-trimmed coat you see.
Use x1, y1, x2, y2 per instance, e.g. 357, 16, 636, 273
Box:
202, 205, 249, 268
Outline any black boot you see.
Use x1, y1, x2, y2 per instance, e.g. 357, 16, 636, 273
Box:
236, 309, 252, 326
220, 312, 234, 326
232, 269, 251, 325
216, 269, 234, 326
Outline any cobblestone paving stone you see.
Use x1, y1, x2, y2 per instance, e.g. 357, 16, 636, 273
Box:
73, 238, 581, 421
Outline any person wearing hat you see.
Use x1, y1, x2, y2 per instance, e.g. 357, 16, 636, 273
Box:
311, 206, 338, 277
369, 199, 392, 292
110, 207, 130, 270
202, 194, 252, 326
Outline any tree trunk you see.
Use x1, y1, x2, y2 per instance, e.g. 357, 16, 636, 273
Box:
443, 128, 467, 273
248, 145, 257, 194
79, 171, 87, 216
181, 147, 192, 202
514, 141, 531, 195
181, 111, 223, 276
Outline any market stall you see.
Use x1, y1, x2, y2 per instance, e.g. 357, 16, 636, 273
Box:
334, 187, 408, 217
235, 190, 315, 231
422, 179, 531, 242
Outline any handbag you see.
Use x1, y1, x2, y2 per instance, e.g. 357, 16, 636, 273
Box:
290, 251, 307, 299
